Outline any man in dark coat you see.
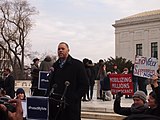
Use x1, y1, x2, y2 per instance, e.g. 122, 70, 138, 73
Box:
3, 68, 15, 99
47, 42, 89, 120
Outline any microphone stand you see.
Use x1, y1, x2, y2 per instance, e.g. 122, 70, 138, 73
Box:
54, 81, 70, 120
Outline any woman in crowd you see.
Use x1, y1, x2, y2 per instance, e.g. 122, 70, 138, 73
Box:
97, 60, 107, 100
15, 88, 26, 120
102, 71, 112, 101
15, 88, 26, 100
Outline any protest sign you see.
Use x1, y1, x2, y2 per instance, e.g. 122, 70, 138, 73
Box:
27, 96, 49, 120
133, 56, 158, 78
38, 71, 49, 90
22, 100, 27, 118
109, 74, 133, 95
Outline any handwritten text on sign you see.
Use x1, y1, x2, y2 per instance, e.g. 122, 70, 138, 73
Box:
109, 74, 133, 95
134, 56, 158, 78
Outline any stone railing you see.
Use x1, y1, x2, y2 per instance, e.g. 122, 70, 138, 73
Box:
15, 80, 31, 96
15, 80, 99, 97
15, 80, 31, 88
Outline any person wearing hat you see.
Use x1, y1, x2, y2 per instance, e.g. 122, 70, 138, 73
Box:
123, 74, 160, 119
15, 88, 26, 100
114, 90, 148, 116
15, 88, 27, 120
30, 58, 40, 96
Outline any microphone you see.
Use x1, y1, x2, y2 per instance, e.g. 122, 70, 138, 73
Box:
49, 84, 57, 96
61, 81, 70, 99
60, 81, 70, 108
65, 81, 70, 87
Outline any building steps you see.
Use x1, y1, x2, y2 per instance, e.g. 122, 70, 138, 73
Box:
81, 111, 125, 120
81, 105, 125, 120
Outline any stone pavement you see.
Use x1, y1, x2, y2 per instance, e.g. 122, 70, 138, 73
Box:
81, 95, 133, 120
81, 96, 133, 113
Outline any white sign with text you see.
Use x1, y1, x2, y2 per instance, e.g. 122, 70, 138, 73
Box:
133, 56, 158, 78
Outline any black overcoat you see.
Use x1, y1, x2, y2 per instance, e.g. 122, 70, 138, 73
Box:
48, 55, 89, 120
4, 75, 15, 98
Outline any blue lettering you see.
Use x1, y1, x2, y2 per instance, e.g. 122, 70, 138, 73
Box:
146, 58, 157, 66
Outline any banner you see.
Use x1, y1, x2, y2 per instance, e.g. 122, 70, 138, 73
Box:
27, 96, 49, 120
38, 71, 50, 90
109, 74, 133, 95
21, 100, 27, 118
133, 56, 158, 78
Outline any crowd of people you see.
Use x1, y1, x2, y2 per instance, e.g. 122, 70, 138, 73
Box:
114, 74, 160, 119
0, 42, 160, 120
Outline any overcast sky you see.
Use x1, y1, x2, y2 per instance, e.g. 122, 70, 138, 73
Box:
28, 0, 160, 63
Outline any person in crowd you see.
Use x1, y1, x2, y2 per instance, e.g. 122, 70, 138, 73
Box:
144, 74, 160, 117
112, 64, 120, 74
123, 114, 160, 120
156, 64, 160, 86
3, 68, 15, 99
30, 58, 44, 96
131, 63, 138, 93
122, 74, 160, 119
0, 75, 4, 88
96, 59, 106, 100
15, 88, 26, 120
111, 64, 120, 99
122, 67, 129, 74
40, 55, 53, 71
114, 90, 148, 116
0, 88, 5, 97
82, 58, 90, 101
15, 88, 26, 100
101, 71, 111, 101
88, 60, 96, 100
30, 58, 39, 95
137, 76, 148, 95
95, 59, 104, 99
0, 88, 10, 98
0, 99, 23, 120
39, 56, 54, 96
46, 42, 89, 120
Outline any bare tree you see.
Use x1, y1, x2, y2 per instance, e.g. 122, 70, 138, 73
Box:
0, 0, 38, 79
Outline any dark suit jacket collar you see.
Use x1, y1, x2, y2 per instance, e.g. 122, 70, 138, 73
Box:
55, 55, 73, 66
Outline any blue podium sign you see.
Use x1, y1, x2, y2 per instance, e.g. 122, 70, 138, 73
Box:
38, 71, 49, 90
27, 96, 49, 120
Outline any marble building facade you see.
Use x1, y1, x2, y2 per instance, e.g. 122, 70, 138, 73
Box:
113, 9, 160, 63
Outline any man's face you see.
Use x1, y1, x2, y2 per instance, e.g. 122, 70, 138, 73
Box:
148, 95, 157, 108
133, 97, 144, 107
3, 70, 9, 76
58, 43, 69, 59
